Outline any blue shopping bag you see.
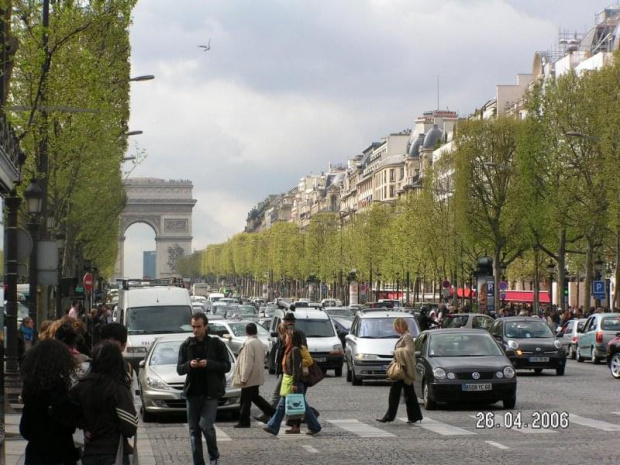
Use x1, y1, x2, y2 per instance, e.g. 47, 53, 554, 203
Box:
285, 393, 306, 418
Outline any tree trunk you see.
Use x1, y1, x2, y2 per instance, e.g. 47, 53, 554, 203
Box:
493, 247, 501, 314
584, 241, 594, 313
615, 227, 620, 310
533, 247, 540, 316
557, 229, 567, 312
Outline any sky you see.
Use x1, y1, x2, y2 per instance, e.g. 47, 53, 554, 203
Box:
122, 0, 618, 277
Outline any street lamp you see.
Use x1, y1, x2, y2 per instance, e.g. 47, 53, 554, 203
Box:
24, 178, 43, 326
546, 260, 555, 309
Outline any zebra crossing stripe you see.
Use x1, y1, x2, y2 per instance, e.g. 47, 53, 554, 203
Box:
328, 419, 396, 437
401, 417, 476, 436
569, 414, 620, 432
486, 441, 510, 450
214, 426, 232, 441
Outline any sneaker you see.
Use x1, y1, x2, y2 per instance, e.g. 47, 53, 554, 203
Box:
263, 426, 277, 436
306, 429, 321, 436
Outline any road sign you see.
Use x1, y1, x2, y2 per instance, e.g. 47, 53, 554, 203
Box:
83, 272, 94, 293
442, 280, 451, 288
500, 281, 508, 291
592, 280, 606, 299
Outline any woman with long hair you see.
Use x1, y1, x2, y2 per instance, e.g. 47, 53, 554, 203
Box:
263, 329, 321, 436
20, 338, 81, 465
71, 341, 138, 465
376, 317, 423, 424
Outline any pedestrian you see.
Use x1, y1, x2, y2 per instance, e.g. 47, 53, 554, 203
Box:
233, 322, 276, 428
68, 300, 79, 319
17, 316, 38, 365
263, 321, 289, 421
55, 319, 92, 380
100, 322, 133, 387
177, 313, 231, 465
376, 317, 423, 424
71, 341, 138, 465
20, 338, 82, 465
263, 330, 321, 436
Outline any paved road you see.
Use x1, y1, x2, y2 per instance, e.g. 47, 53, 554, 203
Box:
5, 358, 619, 465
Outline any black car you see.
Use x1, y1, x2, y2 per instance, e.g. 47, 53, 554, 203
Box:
413, 329, 517, 410
488, 317, 567, 376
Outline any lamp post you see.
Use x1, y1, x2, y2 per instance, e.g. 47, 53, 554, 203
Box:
24, 179, 43, 326
414, 271, 421, 303
594, 257, 604, 309
605, 263, 613, 310
546, 260, 555, 310
376, 272, 382, 302
56, 233, 66, 318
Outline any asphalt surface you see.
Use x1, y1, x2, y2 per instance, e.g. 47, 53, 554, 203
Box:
5, 357, 620, 465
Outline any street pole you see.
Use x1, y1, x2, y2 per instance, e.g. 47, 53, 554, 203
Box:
28, 217, 39, 326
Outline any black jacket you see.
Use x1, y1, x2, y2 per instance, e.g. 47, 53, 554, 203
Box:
70, 373, 138, 458
20, 390, 80, 465
177, 335, 231, 398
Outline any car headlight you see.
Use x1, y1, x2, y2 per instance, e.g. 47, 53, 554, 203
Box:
496, 371, 504, 379
507, 340, 518, 350
333, 344, 343, 352
503, 367, 515, 379
446, 372, 455, 380
354, 353, 379, 360
433, 368, 447, 380
145, 372, 170, 391
554, 340, 562, 349
126, 346, 148, 354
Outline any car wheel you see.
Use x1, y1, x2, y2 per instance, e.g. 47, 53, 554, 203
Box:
576, 347, 584, 363
569, 345, 576, 360
346, 361, 352, 382
534, 368, 543, 374
556, 366, 565, 376
351, 366, 362, 386
610, 353, 620, 379
503, 396, 516, 409
141, 405, 156, 423
422, 380, 437, 410
335, 366, 343, 377
592, 351, 601, 364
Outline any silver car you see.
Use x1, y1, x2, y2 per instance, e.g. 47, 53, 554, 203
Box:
208, 319, 272, 358
345, 311, 420, 385
138, 334, 240, 422
556, 318, 587, 359
577, 313, 620, 363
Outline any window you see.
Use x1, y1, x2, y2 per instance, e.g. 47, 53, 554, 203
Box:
389, 186, 395, 198
390, 169, 395, 182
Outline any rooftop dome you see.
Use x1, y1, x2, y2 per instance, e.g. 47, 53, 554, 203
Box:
408, 133, 425, 158
423, 124, 443, 149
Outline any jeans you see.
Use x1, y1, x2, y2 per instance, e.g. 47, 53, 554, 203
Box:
270, 375, 282, 409
82, 455, 130, 465
385, 380, 423, 422
186, 395, 219, 464
266, 383, 321, 434
239, 385, 275, 424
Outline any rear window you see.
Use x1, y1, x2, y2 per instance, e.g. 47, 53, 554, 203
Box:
126, 306, 192, 334
359, 318, 419, 338
442, 315, 468, 328
601, 317, 620, 331
505, 321, 553, 338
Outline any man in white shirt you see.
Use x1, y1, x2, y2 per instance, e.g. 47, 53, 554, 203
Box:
68, 300, 79, 318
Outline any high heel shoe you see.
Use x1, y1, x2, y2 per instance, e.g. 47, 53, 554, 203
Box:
407, 418, 422, 424
375, 417, 392, 423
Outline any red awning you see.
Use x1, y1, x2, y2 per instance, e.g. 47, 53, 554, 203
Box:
502, 290, 550, 304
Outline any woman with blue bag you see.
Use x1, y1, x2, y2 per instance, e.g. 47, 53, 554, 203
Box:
263, 330, 321, 436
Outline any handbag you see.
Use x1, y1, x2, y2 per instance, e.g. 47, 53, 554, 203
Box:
304, 362, 325, 387
285, 393, 306, 418
386, 361, 405, 381
280, 373, 294, 396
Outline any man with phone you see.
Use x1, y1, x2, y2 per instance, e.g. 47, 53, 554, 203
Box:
177, 313, 231, 465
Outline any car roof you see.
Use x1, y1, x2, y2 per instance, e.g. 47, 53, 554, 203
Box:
421, 328, 491, 336
284, 308, 330, 319
357, 311, 416, 319
501, 316, 547, 321
444, 313, 488, 318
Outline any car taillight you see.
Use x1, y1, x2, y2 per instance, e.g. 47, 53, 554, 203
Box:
596, 331, 603, 344
572, 336, 578, 343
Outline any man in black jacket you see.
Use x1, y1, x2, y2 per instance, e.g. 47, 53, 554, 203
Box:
177, 313, 231, 465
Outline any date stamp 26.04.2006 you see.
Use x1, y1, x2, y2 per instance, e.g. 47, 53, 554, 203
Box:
475, 411, 570, 430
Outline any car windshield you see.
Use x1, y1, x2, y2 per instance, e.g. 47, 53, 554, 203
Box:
332, 316, 353, 330
227, 322, 270, 337
358, 318, 419, 338
149, 341, 182, 365
213, 304, 235, 315
293, 319, 336, 337
126, 306, 193, 333
325, 309, 354, 317
505, 321, 554, 338
441, 315, 468, 328
602, 316, 620, 331
428, 334, 503, 357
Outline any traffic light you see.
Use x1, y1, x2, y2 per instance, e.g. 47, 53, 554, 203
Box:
563, 279, 569, 297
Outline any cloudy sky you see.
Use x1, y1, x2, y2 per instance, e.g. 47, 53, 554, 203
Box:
123, 0, 616, 277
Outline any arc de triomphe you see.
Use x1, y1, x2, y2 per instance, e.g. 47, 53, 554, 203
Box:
114, 178, 197, 280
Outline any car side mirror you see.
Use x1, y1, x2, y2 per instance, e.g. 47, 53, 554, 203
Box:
139, 360, 145, 368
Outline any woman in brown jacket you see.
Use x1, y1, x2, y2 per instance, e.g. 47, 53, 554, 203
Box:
377, 317, 423, 424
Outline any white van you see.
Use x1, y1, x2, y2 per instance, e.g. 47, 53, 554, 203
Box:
268, 308, 344, 376
117, 285, 193, 372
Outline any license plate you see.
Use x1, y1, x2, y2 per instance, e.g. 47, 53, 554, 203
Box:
529, 357, 550, 362
315, 358, 326, 363
462, 383, 492, 392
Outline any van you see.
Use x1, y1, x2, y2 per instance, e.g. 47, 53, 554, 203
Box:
117, 285, 193, 372
321, 298, 342, 308
268, 308, 344, 376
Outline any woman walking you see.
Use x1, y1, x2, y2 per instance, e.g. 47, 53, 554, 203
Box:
71, 341, 138, 465
376, 317, 423, 424
19, 339, 81, 465
263, 330, 321, 436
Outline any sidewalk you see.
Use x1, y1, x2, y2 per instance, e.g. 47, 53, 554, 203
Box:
4, 404, 157, 465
